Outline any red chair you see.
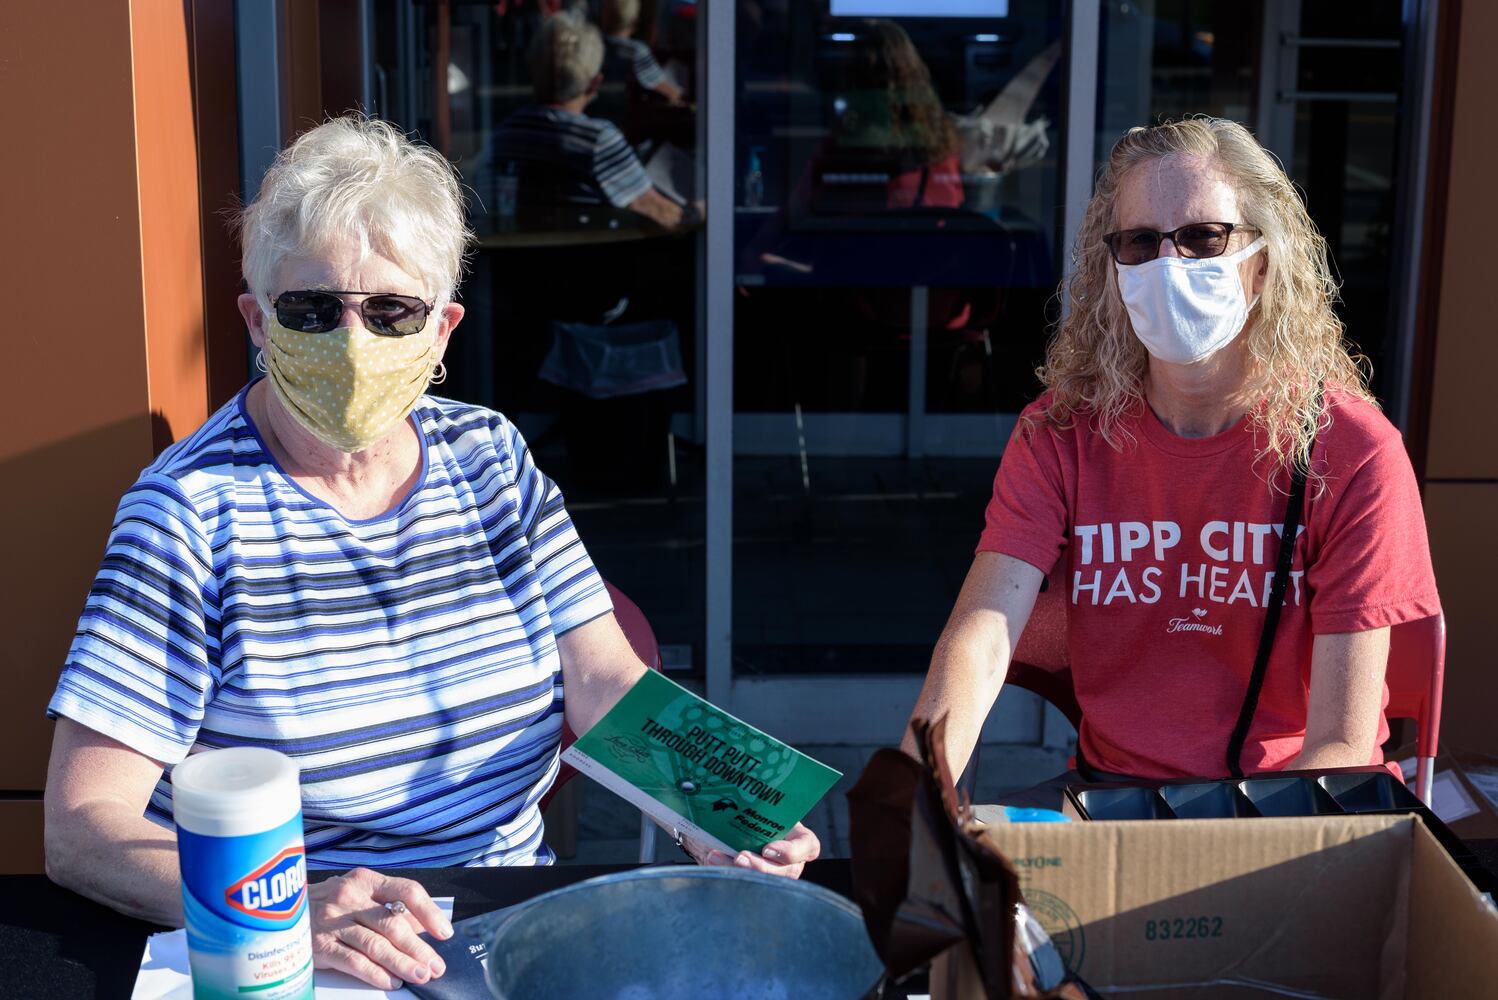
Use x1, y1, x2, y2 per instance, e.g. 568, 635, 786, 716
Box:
1385, 613, 1446, 806
958, 568, 1073, 797
1007, 568, 1080, 731
541, 580, 665, 861
1002, 569, 1446, 806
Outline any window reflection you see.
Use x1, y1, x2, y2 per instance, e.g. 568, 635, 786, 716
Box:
737, 6, 1062, 287
1095, 0, 1406, 402
371, 0, 706, 672
602, 0, 687, 107
732, 2, 1064, 678
812, 21, 965, 213
473, 10, 698, 233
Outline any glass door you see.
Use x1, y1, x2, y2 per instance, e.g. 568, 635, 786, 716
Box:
1096, 0, 1415, 407
341, 0, 1434, 752
368, 0, 710, 676
715, 0, 1072, 744
710, 0, 1433, 745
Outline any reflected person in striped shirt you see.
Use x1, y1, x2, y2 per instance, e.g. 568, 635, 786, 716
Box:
602, 0, 685, 105
483, 10, 696, 230
42, 114, 817, 992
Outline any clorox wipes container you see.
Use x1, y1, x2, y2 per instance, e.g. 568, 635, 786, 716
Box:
172, 747, 314, 1000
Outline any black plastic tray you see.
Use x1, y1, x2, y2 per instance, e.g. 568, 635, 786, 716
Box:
1063, 766, 1423, 822
1061, 766, 1496, 895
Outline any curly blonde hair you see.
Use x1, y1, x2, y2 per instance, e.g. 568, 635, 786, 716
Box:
842, 20, 958, 166
1039, 117, 1373, 486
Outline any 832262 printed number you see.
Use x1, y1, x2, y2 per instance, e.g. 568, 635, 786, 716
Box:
1144, 916, 1223, 941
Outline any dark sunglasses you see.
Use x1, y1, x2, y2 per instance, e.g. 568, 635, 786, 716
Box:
1102, 222, 1259, 266
273, 289, 434, 337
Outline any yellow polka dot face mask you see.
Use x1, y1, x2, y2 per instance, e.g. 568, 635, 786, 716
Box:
260, 307, 440, 453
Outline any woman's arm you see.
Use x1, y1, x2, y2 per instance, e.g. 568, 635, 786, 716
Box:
557, 613, 820, 877
625, 187, 688, 229
44, 718, 453, 992
44, 717, 182, 924
903, 552, 1045, 777
1289, 628, 1391, 769
557, 612, 650, 738
650, 78, 685, 103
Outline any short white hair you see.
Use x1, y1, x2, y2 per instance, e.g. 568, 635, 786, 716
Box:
237, 116, 472, 306
529, 11, 605, 104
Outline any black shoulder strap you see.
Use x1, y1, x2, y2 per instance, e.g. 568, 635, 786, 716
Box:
1225, 451, 1310, 778
914, 164, 930, 206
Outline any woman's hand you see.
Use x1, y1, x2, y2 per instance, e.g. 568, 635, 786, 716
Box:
681, 822, 821, 880
308, 868, 454, 991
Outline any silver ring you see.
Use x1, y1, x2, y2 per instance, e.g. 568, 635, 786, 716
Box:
384, 900, 409, 915
672, 827, 684, 850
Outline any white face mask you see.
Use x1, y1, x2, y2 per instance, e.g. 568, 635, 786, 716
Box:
1116, 236, 1266, 364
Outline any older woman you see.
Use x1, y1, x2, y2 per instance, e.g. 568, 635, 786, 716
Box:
43, 116, 816, 991
906, 117, 1440, 797
602, 0, 684, 105
485, 11, 690, 228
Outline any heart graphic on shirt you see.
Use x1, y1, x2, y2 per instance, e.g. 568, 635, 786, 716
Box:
1192, 608, 1208, 618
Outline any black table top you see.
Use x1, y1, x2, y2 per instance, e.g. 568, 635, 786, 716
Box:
1466, 837, 1498, 882
8, 841, 1497, 1000
0, 861, 858, 1000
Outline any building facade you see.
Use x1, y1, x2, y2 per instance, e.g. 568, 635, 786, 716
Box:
1, 0, 1490, 871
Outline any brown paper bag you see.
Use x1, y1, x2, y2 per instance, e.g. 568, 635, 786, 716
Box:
847, 716, 1092, 999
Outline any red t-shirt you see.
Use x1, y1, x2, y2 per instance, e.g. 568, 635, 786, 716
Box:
886, 154, 965, 209
978, 389, 1441, 779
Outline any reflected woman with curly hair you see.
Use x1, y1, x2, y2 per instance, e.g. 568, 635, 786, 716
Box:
834, 19, 963, 208
907, 117, 1440, 800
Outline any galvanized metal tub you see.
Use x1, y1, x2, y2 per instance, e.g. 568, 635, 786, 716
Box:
480, 866, 885, 999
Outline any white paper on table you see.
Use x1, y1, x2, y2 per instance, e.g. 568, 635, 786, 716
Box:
644, 142, 696, 204
132, 898, 455, 1000
1398, 756, 1483, 823
1464, 767, 1498, 813
1427, 771, 1481, 823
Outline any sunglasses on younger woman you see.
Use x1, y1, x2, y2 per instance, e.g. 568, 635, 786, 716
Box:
1103, 222, 1260, 266
273, 289, 434, 337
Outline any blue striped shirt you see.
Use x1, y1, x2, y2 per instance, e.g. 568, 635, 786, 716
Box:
604, 36, 668, 91
48, 385, 612, 867
483, 105, 653, 209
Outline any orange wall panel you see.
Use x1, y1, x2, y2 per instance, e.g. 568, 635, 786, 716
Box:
191, 0, 251, 410
1425, 0, 1498, 480
0, 801, 46, 875
0, 3, 215, 793
1424, 483, 1498, 755
132, 2, 211, 447
0, 7, 156, 790
0, 6, 151, 456
1422, 0, 1498, 757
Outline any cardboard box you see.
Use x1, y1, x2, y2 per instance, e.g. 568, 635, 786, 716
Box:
932, 814, 1498, 999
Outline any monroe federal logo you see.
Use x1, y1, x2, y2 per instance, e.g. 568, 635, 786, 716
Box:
1166, 607, 1224, 636
225, 846, 308, 920
603, 733, 650, 764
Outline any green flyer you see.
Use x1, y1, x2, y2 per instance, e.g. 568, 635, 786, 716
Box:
562, 672, 842, 856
